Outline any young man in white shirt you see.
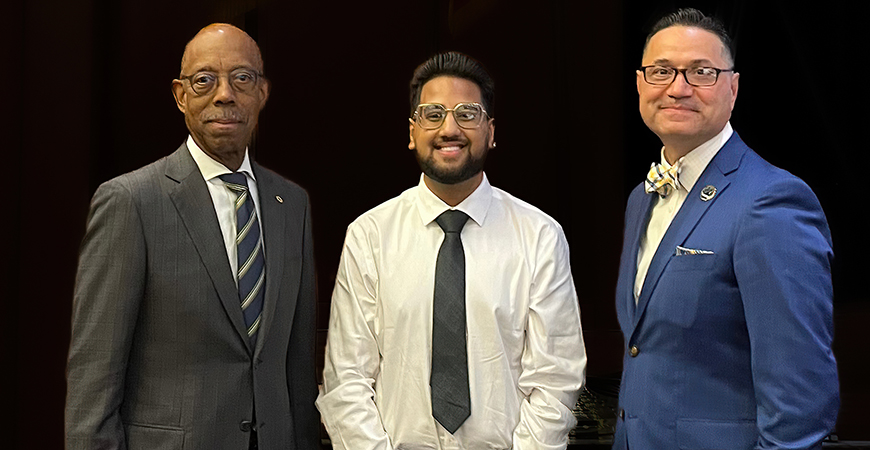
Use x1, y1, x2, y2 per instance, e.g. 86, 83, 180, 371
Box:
316, 52, 587, 450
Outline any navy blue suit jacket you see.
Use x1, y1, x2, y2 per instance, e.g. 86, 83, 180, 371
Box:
613, 133, 838, 449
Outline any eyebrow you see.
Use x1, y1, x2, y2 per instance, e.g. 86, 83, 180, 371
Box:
191, 64, 259, 73
419, 102, 481, 108
649, 58, 716, 66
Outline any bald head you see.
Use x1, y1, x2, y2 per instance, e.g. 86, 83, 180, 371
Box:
180, 23, 263, 77
171, 23, 270, 170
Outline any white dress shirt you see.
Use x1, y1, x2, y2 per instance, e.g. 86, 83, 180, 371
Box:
634, 122, 733, 301
186, 135, 263, 283
317, 173, 587, 450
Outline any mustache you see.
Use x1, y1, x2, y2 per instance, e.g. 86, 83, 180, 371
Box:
434, 138, 468, 146
202, 111, 245, 122
661, 101, 701, 111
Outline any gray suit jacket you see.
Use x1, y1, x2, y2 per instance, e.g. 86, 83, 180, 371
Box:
66, 143, 320, 449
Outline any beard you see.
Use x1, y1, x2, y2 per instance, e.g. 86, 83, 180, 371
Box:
415, 145, 489, 185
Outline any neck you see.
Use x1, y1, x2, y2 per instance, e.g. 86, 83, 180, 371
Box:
661, 126, 727, 164
216, 155, 245, 172
662, 135, 708, 164
192, 137, 247, 171
663, 145, 692, 165
423, 172, 483, 207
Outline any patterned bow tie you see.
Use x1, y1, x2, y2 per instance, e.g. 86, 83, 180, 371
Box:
645, 161, 681, 198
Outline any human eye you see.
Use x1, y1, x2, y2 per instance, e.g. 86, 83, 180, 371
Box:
686, 67, 719, 85
232, 70, 256, 84
454, 104, 480, 121
422, 105, 446, 121
188, 73, 217, 93
191, 72, 216, 88
647, 66, 673, 80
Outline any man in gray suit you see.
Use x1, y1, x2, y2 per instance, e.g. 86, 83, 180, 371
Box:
66, 23, 319, 449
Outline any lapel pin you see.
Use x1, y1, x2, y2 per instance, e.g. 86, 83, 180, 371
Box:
275, 195, 284, 203
700, 185, 717, 202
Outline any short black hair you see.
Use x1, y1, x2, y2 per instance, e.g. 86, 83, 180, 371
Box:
644, 8, 734, 66
408, 51, 495, 117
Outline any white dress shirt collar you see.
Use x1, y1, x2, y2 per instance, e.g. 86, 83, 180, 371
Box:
186, 135, 256, 181
661, 121, 733, 193
415, 172, 493, 228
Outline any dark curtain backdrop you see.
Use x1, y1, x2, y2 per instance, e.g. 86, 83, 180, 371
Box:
8, 0, 867, 447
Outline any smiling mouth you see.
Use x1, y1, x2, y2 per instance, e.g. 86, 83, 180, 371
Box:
436, 145, 463, 152
661, 105, 698, 112
435, 141, 466, 152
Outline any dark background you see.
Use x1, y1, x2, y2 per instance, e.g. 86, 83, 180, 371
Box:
6, 0, 868, 447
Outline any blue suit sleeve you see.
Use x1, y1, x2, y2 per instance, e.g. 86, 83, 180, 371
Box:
734, 176, 838, 449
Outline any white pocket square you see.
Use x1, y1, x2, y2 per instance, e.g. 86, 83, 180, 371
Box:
675, 245, 714, 256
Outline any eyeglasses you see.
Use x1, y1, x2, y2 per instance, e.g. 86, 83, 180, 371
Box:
639, 65, 734, 87
179, 68, 263, 96
411, 103, 489, 130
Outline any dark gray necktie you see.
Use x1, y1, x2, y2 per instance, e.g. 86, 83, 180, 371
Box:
219, 173, 265, 345
431, 209, 471, 434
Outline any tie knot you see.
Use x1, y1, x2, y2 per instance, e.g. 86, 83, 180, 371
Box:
645, 161, 681, 198
219, 172, 249, 193
436, 210, 469, 234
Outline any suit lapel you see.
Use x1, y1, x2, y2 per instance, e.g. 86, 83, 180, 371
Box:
632, 134, 746, 329
625, 189, 656, 323
252, 164, 287, 357
165, 144, 253, 352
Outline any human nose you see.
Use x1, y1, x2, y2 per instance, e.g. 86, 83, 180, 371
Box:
666, 70, 694, 98
438, 110, 462, 136
213, 75, 237, 104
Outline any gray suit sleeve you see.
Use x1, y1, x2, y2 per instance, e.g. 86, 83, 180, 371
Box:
66, 179, 145, 450
287, 192, 321, 449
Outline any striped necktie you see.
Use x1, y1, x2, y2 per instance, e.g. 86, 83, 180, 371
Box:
219, 172, 265, 344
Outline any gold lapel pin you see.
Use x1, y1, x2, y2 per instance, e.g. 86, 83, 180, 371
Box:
276, 195, 284, 203
700, 185, 717, 202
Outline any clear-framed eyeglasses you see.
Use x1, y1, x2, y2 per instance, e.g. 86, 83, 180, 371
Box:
639, 65, 734, 87
411, 102, 490, 130
179, 68, 264, 96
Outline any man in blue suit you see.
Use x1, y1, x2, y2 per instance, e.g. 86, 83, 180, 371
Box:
613, 8, 839, 449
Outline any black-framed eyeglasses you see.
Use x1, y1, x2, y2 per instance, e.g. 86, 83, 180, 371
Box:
639, 65, 734, 87
179, 68, 264, 96
411, 102, 490, 130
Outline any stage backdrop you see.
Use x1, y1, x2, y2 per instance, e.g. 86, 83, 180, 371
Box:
8, 0, 867, 447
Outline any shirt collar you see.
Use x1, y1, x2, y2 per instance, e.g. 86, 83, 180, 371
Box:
415, 172, 493, 228
186, 135, 256, 181
660, 121, 732, 192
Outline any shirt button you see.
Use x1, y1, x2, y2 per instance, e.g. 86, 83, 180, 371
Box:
619, 409, 625, 419
239, 420, 253, 432
629, 346, 640, 357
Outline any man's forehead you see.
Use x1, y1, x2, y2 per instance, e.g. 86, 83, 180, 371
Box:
420, 76, 483, 102
182, 27, 263, 73
649, 57, 717, 66
184, 57, 260, 73
643, 26, 728, 65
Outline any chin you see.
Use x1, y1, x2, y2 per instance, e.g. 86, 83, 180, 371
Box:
655, 122, 703, 137
420, 159, 485, 186
208, 138, 248, 152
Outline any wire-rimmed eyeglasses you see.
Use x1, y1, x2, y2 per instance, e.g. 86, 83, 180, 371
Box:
178, 68, 264, 96
411, 102, 490, 130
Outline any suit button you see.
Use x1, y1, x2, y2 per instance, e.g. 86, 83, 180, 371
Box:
619, 409, 625, 419
240, 420, 253, 432
629, 346, 639, 357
